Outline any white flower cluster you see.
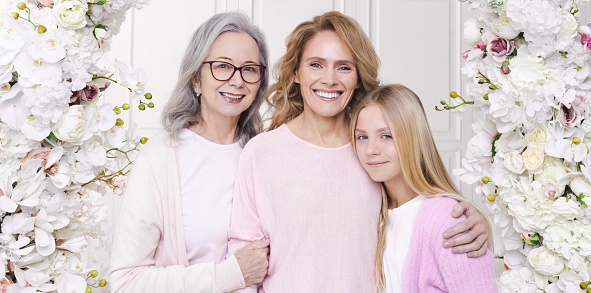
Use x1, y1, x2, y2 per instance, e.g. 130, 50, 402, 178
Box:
454, 0, 591, 291
0, 0, 150, 291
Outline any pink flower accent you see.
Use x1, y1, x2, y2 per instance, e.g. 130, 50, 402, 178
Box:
35, 0, 53, 7
21, 147, 51, 167
579, 24, 591, 49
487, 37, 515, 62
557, 103, 582, 128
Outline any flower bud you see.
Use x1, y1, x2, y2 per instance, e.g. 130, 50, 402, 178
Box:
478, 79, 485, 84
37, 25, 47, 33
115, 118, 124, 126
440, 100, 446, 105
17, 2, 26, 10
483, 93, 489, 100
121, 103, 130, 110
573, 137, 582, 144
138, 104, 146, 111
89, 270, 99, 278
587, 287, 591, 293
140, 137, 148, 144
487, 194, 496, 202
114, 107, 121, 115
147, 102, 154, 108
481, 176, 490, 184
144, 93, 152, 100
11, 12, 19, 19
99, 279, 107, 287
450, 91, 458, 98
85, 286, 92, 293
581, 282, 588, 290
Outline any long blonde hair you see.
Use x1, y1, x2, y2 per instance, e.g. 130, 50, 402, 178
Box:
350, 84, 493, 292
265, 11, 380, 130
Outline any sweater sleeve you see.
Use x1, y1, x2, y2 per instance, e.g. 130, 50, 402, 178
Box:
423, 197, 498, 293
227, 147, 266, 293
109, 150, 245, 293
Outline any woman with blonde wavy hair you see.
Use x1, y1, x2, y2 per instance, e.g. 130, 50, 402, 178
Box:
227, 12, 490, 292
351, 84, 497, 292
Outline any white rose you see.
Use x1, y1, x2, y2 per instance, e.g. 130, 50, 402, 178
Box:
560, 10, 578, 37
503, 150, 526, 174
491, 16, 520, 40
52, 0, 88, 30
528, 247, 565, 276
535, 157, 567, 192
551, 197, 580, 220
525, 126, 549, 145
53, 105, 89, 142
570, 176, 591, 197
463, 19, 482, 46
523, 144, 545, 173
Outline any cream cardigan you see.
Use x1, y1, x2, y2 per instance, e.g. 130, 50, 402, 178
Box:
109, 132, 244, 293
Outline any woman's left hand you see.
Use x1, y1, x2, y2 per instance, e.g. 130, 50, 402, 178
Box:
442, 201, 489, 258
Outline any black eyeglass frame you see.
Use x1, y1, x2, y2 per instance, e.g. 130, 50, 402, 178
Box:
202, 61, 266, 84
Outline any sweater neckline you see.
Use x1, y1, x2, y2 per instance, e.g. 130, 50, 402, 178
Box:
280, 124, 352, 151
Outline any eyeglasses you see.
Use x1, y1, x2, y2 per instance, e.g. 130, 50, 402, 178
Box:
202, 61, 266, 84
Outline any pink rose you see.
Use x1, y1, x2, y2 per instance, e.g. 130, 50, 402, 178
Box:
486, 37, 515, 62
557, 103, 582, 127
81, 83, 99, 102
36, 0, 53, 7
70, 90, 83, 103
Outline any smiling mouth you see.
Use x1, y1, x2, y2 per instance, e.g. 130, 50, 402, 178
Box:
314, 90, 342, 100
221, 92, 244, 102
367, 162, 387, 167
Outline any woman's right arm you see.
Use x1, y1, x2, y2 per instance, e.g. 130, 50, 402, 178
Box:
108, 154, 244, 293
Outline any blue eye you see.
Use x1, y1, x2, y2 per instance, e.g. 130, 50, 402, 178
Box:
381, 134, 393, 139
356, 134, 368, 140
338, 65, 352, 72
309, 62, 322, 69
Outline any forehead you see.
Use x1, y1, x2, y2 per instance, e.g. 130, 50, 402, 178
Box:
356, 105, 389, 129
207, 32, 260, 62
301, 30, 354, 61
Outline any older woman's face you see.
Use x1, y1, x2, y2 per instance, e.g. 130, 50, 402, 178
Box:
194, 32, 262, 121
294, 31, 358, 120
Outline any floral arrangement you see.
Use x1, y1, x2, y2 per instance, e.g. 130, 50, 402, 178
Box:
0, 0, 151, 291
437, 0, 591, 292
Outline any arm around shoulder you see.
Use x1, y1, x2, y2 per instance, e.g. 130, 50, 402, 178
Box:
425, 197, 498, 292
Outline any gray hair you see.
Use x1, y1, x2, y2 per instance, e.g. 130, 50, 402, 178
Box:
161, 12, 269, 146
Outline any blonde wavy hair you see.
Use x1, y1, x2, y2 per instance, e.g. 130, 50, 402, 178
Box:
350, 84, 493, 292
265, 11, 380, 130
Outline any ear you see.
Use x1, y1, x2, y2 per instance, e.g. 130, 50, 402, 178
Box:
294, 71, 300, 84
192, 77, 201, 94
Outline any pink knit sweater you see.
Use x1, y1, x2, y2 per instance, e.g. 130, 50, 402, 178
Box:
227, 124, 382, 292
403, 196, 498, 292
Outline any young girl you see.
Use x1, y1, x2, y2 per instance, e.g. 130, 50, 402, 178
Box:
351, 84, 497, 292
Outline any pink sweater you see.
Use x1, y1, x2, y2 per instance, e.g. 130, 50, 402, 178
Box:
403, 196, 498, 292
227, 124, 382, 292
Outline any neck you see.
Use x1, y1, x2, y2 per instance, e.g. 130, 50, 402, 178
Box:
189, 112, 240, 145
384, 178, 418, 209
286, 110, 350, 147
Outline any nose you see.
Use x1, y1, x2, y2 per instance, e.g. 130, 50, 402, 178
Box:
321, 69, 337, 86
228, 69, 244, 87
365, 138, 380, 156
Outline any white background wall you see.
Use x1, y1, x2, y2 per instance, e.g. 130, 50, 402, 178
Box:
105, 0, 591, 243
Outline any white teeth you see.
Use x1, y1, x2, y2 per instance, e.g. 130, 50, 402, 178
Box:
221, 93, 243, 100
315, 91, 340, 99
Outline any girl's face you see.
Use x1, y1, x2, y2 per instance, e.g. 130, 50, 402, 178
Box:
193, 32, 262, 121
354, 104, 402, 185
295, 31, 359, 120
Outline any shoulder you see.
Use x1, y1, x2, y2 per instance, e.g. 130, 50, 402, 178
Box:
133, 131, 175, 166
241, 125, 288, 154
416, 196, 465, 235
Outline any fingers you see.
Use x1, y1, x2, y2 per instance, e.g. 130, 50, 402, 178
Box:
450, 233, 487, 255
443, 216, 476, 239
246, 238, 270, 250
451, 201, 470, 218
467, 241, 489, 258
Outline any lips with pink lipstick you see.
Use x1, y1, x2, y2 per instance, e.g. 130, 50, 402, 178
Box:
220, 92, 245, 103
314, 90, 342, 100
367, 161, 388, 167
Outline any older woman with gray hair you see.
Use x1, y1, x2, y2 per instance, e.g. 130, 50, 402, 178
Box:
109, 12, 270, 293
